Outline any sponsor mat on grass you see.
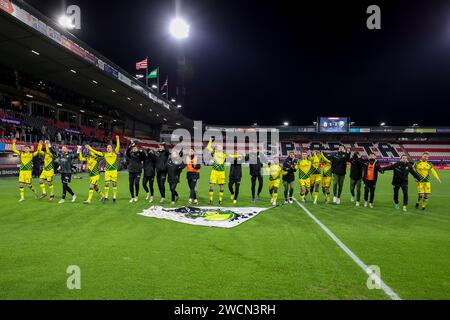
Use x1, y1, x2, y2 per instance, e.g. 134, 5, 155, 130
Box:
138, 206, 270, 228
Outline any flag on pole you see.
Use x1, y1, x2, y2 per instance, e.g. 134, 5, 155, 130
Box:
161, 76, 168, 92
136, 58, 148, 70
147, 68, 159, 79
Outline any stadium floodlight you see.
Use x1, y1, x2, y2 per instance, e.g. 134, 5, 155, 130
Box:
135, 74, 144, 79
380, 122, 386, 126
58, 15, 75, 29
169, 18, 190, 39
31, 50, 40, 56
176, 122, 181, 126
283, 121, 289, 126
171, 99, 176, 103
25, 94, 34, 99
80, 109, 85, 113
56, 103, 63, 107
152, 84, 158, 89
92, 80, 98, 84
70, 69, 77, 74
177, 104, 182, 108
111, 89, 116, 93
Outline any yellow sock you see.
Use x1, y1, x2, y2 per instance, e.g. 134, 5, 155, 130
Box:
49, 185, 54, 196
104, 186, 110, 199
219, 191, 224, 201
300, 195, 305, 202
88, 189, 94, 201
209, 190, 214, 201
273, 193, 278, 204
40, 183, 46, 195
20, 187, 24, 199
422, 197, 428, 208
113, 187, 117, 199
314, 193, 319, 202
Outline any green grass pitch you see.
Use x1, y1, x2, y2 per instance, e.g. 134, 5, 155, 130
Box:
0, 168, 449, 300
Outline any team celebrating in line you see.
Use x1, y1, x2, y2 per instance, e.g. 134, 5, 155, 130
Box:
11, 138, 442, 211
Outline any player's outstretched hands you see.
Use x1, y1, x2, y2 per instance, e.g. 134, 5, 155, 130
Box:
12, 138, 17, 144
84, 144, 90, 149
115, 135, 119, 140
38, 140, 43, 145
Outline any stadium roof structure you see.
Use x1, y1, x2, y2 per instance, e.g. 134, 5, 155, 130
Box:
0, 0, 193, 127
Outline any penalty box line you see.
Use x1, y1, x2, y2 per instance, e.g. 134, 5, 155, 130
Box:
292, 198, 401, 300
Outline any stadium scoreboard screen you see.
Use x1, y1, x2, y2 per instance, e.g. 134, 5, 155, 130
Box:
318, 117, 350, 133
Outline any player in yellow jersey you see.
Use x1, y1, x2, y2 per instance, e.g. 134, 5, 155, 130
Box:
268, 158, 283, 206
87, 136, 120, 204
296, 151, 312, 204
309, 150, 322, 205
413, 152, 441, 210
207, 137, 226, 205
12, 139, 42, 202
78, 145, 105, 204
320, 152, 333, 204
38, 140, 56, 201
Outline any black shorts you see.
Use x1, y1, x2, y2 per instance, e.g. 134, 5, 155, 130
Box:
61, 173, 72, 184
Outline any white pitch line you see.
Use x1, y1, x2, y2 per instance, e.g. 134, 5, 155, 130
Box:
293, 198, 401, 300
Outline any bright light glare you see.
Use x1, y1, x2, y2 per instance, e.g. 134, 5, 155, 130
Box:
58, 15, 75, 29
169, 18, 190, 39
283, 122, 289, 126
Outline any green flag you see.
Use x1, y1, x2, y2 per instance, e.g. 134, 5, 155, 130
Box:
147, 68, 159, 79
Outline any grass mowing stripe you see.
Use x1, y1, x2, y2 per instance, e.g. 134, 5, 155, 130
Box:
293, 197, 401, 301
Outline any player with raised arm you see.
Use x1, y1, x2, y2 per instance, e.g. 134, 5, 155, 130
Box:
309, 150, 322, 205
413, 152, 442, 211
383, 155, 421, 212
320, 152, 333, 204
87, 136, 120, 204
38, 140, 57, 201
296, 151, 312, 204
12, 138, 42, 202
78, 145, 105, 204
207, 137, 226, 205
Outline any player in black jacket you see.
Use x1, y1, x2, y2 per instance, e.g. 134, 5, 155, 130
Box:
155, 142, 170, 203
248, 151, 265, 204
383, 155, 421, 212
167, 151, 186, 204
282, 152, 297, 204
126, 143, 145, 203
349, 152, 364, 206
228, 152, 245, 204
143, 148, 156, 203
330, 145, 351, 204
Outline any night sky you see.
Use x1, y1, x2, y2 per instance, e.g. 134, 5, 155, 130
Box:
25, 0, 450, 126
